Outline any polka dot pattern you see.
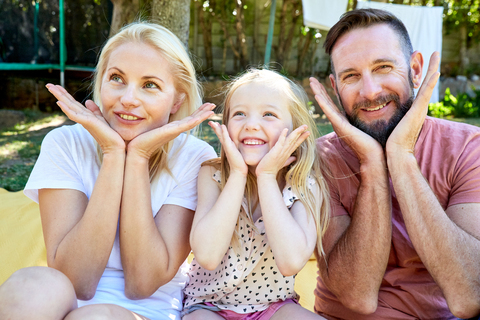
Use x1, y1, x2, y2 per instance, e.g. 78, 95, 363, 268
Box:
183, 171, 315, 314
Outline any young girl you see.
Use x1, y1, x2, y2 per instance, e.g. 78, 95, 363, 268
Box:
0, 22, 217, 320
183, 69, 330, 320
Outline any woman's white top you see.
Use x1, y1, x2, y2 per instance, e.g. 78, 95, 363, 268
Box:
25, 123, 217, 319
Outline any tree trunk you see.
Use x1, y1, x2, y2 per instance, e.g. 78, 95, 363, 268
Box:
234, 0, 248, 68
459, 23, 469, 75
276, 0, 301, 69
297, 30, 312, 76
150, 0, 191, 47
198, 0, 213, 74
109, 0, 140, 38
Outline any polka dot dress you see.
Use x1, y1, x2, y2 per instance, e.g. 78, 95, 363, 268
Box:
183, 171, 315, 314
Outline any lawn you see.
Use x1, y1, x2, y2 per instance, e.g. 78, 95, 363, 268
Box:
0, 111, 477, 192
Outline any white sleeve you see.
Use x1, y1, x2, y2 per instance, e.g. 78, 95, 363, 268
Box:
163, 140, 217, 211
24, 126, 94, 203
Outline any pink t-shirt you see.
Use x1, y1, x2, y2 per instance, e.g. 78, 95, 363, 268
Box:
315, 117, 480, 319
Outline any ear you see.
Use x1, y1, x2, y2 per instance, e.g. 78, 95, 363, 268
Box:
329, 74, 340, 99
171, 93, 186, 115
410, 51, 424, 89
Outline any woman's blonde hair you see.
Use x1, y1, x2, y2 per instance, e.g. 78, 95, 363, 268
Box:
218, 68, 330, 256
92, 21, 203, 179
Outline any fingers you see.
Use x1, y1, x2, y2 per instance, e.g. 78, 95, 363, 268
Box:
412, 52, 441, 115
85, 100, 103, 117
46, 84, 87, 120
271, 126, 310, 168
309, 77, 344, 126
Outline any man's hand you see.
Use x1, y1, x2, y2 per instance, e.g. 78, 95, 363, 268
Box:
386, 52, 441, 157
309, 77, 384, 165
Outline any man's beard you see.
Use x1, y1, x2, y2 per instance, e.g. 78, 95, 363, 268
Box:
339, 93, 414, 149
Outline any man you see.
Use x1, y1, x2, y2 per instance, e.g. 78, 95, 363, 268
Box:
310, 8, 480, 320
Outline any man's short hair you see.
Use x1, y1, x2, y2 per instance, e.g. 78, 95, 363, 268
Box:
324, 8, 413, 76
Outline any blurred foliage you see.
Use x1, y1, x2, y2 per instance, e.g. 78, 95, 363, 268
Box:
428, 87, 480, 118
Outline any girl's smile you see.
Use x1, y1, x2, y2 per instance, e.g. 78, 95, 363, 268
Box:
227, 82, 293, 168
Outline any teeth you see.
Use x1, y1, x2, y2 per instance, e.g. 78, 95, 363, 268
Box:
363, 103, 387, 112
119, 114, 139, 120
243, 139, 265, 145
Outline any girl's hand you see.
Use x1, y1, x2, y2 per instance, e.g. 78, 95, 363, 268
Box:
209, 121, 248, 176
46, 84, 126, 154
255, 125, 310, 178
127, 103, 215, 159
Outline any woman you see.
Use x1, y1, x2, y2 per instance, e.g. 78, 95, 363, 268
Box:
0, 22, 217, 320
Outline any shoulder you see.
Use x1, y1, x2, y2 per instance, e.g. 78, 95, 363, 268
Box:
420, 117, 480, 152
197, 165, 222, 191
173, 133, 217, 158
42, 124, 94, 150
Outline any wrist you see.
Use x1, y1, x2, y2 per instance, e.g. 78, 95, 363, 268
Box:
387, 152, 418, 177
125, 150, 150, 167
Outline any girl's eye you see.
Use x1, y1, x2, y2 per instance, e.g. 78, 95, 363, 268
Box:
232, 111, 245, 117
264, 112, 277, 117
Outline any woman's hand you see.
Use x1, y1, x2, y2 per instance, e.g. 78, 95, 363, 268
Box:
255, 125, 310, 178
127, 103, 215, 159
46, 84, 125, 154
209, 121, 248, 176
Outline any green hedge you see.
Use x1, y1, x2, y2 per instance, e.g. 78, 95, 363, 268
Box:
429, 87, 480, 118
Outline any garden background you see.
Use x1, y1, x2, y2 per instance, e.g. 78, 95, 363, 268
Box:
1, 0, 480, 191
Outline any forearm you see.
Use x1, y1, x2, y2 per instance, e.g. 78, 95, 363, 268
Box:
120, 153, 177, 298
322, 159, 392, 313
51, 152, 125, 299
388, 153, 480, 317
190, 171, 247, 269
257, 174, 315, 276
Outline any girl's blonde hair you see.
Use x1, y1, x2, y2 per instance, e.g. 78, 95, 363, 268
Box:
92, 21, 203, 179
218, 68, 330, 256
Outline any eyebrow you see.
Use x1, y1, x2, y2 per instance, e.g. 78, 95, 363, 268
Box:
230, 103, 283, 111
337, 58, 397, 79
106, 67, 164, 83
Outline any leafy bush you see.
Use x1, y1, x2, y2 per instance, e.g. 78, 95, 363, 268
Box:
429, 87, 480, 118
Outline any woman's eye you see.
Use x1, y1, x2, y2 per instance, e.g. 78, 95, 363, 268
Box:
110, 74, 123, 83
145, 82, 158, 89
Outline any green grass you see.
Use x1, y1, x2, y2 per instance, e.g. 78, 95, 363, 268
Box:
0, 111, 70, 191
1, 112, 479, 192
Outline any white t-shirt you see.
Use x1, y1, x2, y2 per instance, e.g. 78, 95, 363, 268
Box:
24, 124, 217, 319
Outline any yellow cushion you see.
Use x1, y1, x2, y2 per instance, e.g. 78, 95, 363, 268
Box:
0, 188, 317, 311
295, 257, 317, 312
0, 188, 47, 285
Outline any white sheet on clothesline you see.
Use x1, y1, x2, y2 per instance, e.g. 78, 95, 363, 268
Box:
302, 0, 349, 31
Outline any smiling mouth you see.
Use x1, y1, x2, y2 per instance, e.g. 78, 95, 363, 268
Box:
243, 139, 265, 145
119, 114, 140, 121
362, 102, 388, 112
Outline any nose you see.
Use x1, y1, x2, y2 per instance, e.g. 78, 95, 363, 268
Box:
359, 73, 382, 101
244, 116, 260, 131
120, 85, 141, 108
